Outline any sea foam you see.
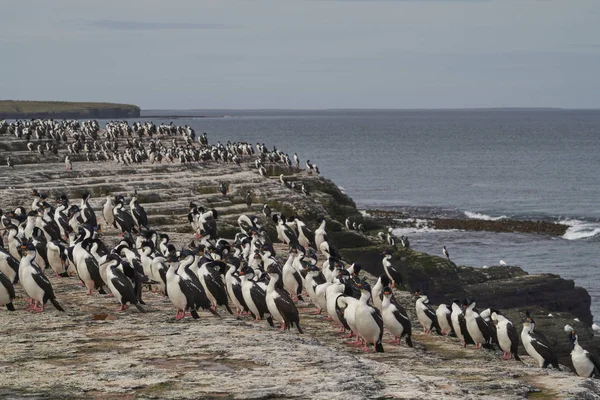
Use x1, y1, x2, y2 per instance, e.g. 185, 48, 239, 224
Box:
562, 219, 600, 240
464, 211, 508, 221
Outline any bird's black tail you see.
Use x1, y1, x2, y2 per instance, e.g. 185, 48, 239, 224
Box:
297, 294, 304, 302
482, 343, 496, 351
190, 309, 200, 319
135, 304, 146, 313
6, 303, 15, 311
513, 353, 521, 361
405, 334, 413, 348
375, 340, 384, 353
296, 322, 304, 334
51, 298, 65, 312
266, 316, 274, 327
207, 307, 221, 317
225, 304, 233, 315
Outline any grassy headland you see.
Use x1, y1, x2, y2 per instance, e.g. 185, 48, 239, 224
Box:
0, 100, 140, 119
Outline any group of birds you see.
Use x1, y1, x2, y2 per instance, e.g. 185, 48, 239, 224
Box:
1, 118, 599, 380
1, 119, 320, 175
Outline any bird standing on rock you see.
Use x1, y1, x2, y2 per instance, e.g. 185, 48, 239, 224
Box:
568, 328, 600, 377
18, 242, 64, 312
245, 191, 252, 208
219, 182, 227, 197
443, 246, 450, 260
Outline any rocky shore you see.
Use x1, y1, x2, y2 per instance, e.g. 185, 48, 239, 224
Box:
0, 129, 599, 398
366, 209, 569, 236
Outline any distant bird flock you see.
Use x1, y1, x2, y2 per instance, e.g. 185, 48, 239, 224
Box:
0, 118, 598, 378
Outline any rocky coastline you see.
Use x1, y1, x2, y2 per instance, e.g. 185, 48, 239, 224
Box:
366, 208, 569, 236
0, 126, 599, 398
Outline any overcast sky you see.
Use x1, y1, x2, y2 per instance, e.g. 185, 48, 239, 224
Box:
1, 0, 598, 109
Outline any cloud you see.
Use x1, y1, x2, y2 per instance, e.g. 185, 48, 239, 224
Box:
87, 20, 233, 31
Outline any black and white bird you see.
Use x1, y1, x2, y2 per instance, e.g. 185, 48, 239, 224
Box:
568, 328, 600, 378
103, 254, 145, 312
414, 291, 441, 335
491, 311, 521, 360
18, 242, 64, 312
451, 299, 474, 347
262, 204, 271, 218
436, 303, 454, 336
219, 182, 228, 197
165, 253, 205, 321
239, 266, 274, 326
381, 250, 403, 288
0, 271, 16, 311
130, 191, 149, 231
80, 192, 97, 227
265, 265, 303, 333
464, 300, 495, 350
443, 245, 450, 260
103, 195, 115, 228
225, 262, 247, 316
245, 191, 252, 208
0, 246, 20, 284
521, 317, 560, 369
354, 281, 384, 352
112, 195, 136, 236
381, 286, 413, 347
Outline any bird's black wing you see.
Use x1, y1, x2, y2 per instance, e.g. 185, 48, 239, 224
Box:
335, 294, 351, 331
301, 225, 315, 247
459, 314, 475, 344
31, 270, 56, 299
250, 283, 268, 318
0, 271, 15, 299
529, 331, 559, 368
84, 257, 104, 289
110, 268, 138, 304
371, 306, 384, 342
506, 322, 521, 359
475, 316, 491, 342
275, 287, 299, 324
232, 281, 248, 311
586, 352, 600, 376
0, 249, 20, 282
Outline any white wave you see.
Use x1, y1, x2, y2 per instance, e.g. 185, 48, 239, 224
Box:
392, 226, 459, 236
464, 211, 508, 221
562, 219, 600, 240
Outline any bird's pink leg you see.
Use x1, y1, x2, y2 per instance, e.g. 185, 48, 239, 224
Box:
279, 323, 286, 332
31, 301, 44, 313
175, 310, 184, 321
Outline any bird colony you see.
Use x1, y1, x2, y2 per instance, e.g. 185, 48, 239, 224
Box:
0, 118, 599, 383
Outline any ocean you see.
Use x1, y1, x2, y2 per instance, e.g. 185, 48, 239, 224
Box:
134, 109, 600, 319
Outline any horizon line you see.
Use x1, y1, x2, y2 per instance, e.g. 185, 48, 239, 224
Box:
141, 107, 600, 111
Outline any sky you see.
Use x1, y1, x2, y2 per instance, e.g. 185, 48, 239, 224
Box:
0, 0, 599, 109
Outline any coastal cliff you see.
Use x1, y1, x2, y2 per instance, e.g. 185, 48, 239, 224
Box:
0, 101, 140, 119
0, 130, 599, 398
